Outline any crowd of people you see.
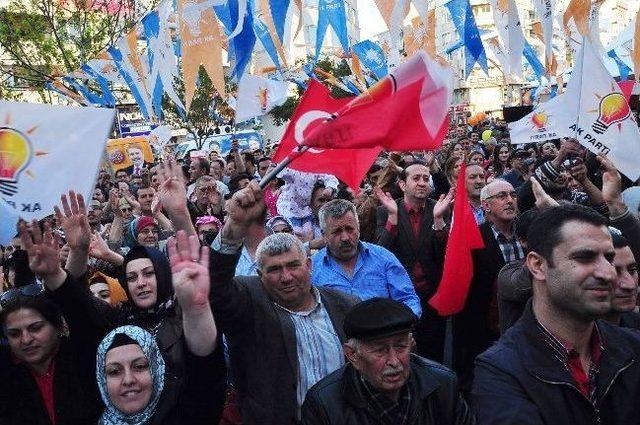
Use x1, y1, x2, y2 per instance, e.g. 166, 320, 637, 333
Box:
2, 117, 640, 424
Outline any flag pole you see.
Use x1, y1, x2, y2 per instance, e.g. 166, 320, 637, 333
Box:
259, 146, 309, 189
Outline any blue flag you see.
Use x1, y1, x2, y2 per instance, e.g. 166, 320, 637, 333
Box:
444, 0, 488, 77
215, 0, 256, 81
142, 11, 165, 118
108, 45, 153, 120
253, 17, 281, 68
269, 0, 289, 42
315, 0, 350, 59
607, 49, 632, 80
62, 76, 110, 107
352, 40, 388, 79
523, 41, 545, 82
80, 65, 117, 107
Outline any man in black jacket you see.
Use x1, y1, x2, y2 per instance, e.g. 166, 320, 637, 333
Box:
302, 298, 474, 425
375, 162, 452, 361
473, 203, 640, 424
210, 181, 358, 425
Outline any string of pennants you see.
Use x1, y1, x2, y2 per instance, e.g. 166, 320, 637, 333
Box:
46, 0, 640, 122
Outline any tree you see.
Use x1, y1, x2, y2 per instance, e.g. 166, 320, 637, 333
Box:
0, 0, 158, 101
269, 56, 355, 125
162, 67, 236, 150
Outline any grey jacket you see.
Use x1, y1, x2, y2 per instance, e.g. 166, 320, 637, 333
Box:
209, 248, 358, 425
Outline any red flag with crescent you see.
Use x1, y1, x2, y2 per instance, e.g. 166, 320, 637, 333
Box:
272, 80, 381, 191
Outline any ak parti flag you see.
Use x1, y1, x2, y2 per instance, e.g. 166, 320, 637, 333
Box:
303, 51, 453, 152
272, 80, 381, 191
429, 163, 485, 315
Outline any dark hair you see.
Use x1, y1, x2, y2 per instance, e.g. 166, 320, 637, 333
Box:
399, 160, 428, 181
211, 158, 225, 169
492, 142, 512, 176
610, 227, 629, 249
1, 295, 64, 335
514, 208, 539, 244
243, 152, 256, 166
527, 204, 608, 266
228, 172, 252, 195
257, 157, 271, 166
194, 157, 210, 175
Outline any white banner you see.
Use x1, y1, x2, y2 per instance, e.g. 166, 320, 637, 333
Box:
560, 38, 640, 180
0, 101, 115, 224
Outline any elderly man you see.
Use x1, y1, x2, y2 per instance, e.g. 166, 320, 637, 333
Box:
473, 204, 640, 424
187, 157, 210, 197
301, 298, 473, 425
312, 199, 421, 317
209, 182, 358, 425
453, 179, 523, 392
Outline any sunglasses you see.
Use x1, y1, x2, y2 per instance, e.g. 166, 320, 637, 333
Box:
0, 282, 45, 307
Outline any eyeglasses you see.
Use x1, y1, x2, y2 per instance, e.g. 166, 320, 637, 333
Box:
120, 207, 132, 213
486, 191, 518, 201
0, 283, 44, 307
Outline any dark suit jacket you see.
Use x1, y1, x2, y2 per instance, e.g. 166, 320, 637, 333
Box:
375, 199, 447, 298
122, 161, 154, 175
209, 249, 358, 425
453, 221, 506, 391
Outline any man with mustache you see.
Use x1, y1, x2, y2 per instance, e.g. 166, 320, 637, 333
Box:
301, 297, 473, 424
453, 179, 523, 393
473, 204, 640, 424
311, 199, 421, 317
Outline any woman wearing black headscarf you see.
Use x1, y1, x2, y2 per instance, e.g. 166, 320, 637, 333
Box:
94, 232, 222, 425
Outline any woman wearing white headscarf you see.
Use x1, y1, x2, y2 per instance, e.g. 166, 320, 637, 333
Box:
95, 232, 223, 425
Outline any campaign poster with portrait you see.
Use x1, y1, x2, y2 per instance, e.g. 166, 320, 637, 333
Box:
106, 136, 155, 172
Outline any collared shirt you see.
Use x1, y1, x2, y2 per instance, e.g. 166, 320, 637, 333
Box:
311, 241, 422, 317
359, 372, 412, 425
490, 224, 525, 263
275, 287, 344, 416
234, 245, 258, 276
537, 320, 603, 401
471, 203, 485, 224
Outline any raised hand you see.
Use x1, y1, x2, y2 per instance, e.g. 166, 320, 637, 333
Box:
598, 155, 623, 209
226, 180, 265, 227
54, 191, 91, 251
373, 186, 398, 217
168, 230, 210, 311
89, 231, 110, 260
433, 187, 455, 220
531, 176, 559, 210
156, 158, 189, 217
109, 188, 124, 218
19, 220, 63, 278
151, 192, 163, 216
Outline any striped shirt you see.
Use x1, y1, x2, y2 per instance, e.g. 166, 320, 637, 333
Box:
275, 287, 344, 417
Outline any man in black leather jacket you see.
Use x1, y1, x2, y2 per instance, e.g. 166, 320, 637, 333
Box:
301, 298, 474, 425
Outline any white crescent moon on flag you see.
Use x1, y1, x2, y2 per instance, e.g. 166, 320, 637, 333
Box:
294, 110, 331, 153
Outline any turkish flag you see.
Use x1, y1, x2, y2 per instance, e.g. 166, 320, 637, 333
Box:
272, 80, 381, 191
429, 163, 485, 315
303, 51, 452, 152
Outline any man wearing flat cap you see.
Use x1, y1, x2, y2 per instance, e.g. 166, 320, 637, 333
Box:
301, 298, 474, 425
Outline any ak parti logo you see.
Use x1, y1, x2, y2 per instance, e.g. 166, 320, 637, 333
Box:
592, 92, 631, 134
530, 112, 548, 132
0, 114, 48, 197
